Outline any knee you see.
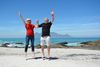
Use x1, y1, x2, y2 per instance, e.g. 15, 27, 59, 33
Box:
41, 45, 44, 48
47, 45, 50, 48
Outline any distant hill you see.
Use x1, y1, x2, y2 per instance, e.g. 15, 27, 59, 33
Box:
35, 32, 71, 38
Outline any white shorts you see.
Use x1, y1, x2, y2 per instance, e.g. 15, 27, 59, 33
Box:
40, 36, 50, 46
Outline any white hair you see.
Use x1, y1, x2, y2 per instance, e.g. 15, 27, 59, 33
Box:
26, 18, 31, 21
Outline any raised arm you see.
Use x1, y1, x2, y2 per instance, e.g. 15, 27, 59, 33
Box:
51, 10, 54, 23
18, 12, 25, 24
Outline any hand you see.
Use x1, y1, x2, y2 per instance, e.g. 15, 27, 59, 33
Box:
35, 25, 39, 28
51, 10, 54, 16
51, 10, 54, 22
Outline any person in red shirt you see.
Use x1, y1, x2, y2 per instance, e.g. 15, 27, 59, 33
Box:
19, 12, 37, 58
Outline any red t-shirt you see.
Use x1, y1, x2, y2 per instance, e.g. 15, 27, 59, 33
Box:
25, 23, 35, 36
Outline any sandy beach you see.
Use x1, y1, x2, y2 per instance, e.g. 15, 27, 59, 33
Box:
0, 47, 100, 67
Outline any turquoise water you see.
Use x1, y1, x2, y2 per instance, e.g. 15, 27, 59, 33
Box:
0, 37, 100, 46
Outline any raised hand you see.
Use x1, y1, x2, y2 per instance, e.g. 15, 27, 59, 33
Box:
51, 10, 54, 22
51, 10, 54, 16
18, 11, 25, 24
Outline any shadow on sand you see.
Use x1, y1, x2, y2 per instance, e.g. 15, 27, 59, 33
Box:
60, 54, 100, 60
26, 57, 59, 60
26, 54, 100, 60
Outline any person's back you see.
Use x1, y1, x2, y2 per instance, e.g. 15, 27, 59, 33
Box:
39, 22, 52, 37
24, 19, 35, 56
19, 13, 36, 58
25, 23, 35, 36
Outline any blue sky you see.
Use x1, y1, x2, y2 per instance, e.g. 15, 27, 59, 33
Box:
0, 0, 100, 38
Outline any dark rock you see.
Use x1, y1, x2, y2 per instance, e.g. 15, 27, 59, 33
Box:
35, 42, 68, 48
1, 43, 10, 47
15, 43, 24, 44
80, 41, 92, 44
55, 42, 68, 45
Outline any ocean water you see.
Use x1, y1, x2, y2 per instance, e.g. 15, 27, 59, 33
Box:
0, 37, 100, 46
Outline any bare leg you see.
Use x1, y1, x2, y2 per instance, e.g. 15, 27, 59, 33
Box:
32, 52, 35, 58
25, 52, 27, 56
41, 45, 45, 59
25, 52, 27, 60
47, 45, 50, 58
